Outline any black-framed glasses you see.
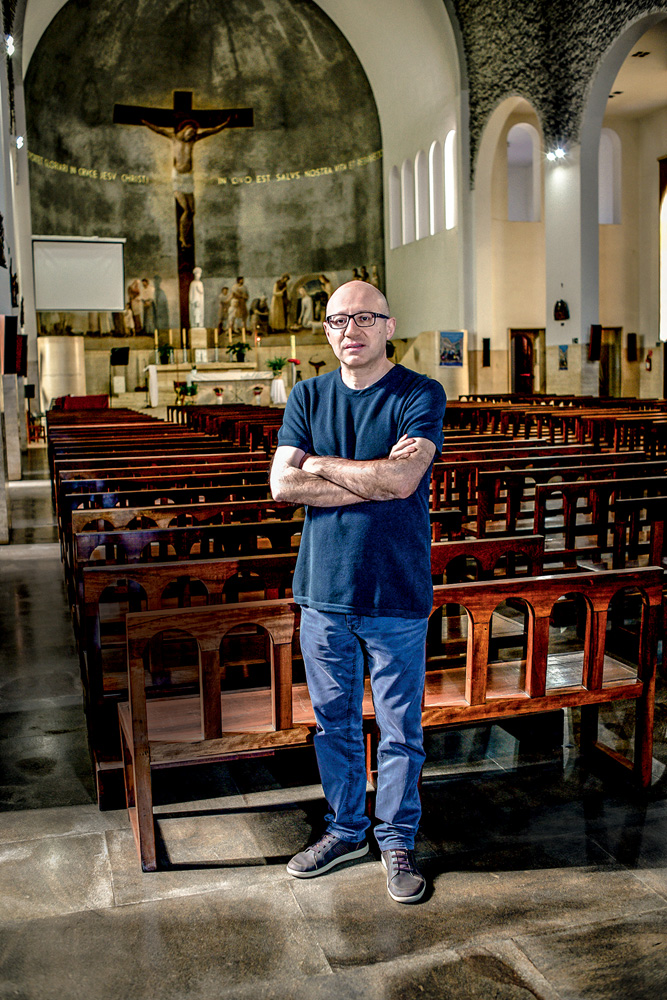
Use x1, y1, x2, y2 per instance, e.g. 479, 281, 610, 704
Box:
324, 311, 389, 330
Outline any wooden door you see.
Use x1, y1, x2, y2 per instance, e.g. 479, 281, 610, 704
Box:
510, 330, 536, 395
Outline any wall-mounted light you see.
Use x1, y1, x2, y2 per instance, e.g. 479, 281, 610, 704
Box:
5, 35, 14, 56
546, 147, 566, 161
15, 135, 24, 149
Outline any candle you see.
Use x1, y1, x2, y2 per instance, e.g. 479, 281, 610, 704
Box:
290, 333, 296, 360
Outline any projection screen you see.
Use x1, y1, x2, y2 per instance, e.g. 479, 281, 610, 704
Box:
32, 236, 126, 311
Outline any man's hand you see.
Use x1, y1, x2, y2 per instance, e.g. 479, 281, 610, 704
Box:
388, 434, 419, 460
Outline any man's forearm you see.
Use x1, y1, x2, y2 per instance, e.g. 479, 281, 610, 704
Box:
302, 455, 413, 501
271, 464, 368, 507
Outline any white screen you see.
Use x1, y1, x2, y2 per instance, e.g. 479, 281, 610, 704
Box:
33, 238, 126, 311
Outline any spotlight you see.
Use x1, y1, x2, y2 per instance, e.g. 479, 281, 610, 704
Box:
555, 147, 566, 159
5, 35, 14, 56
546, 151, 556, 161
15, 135, 24, 149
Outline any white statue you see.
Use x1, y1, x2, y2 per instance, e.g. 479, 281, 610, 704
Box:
298, 286, 314, 328
189, 266, 204, 328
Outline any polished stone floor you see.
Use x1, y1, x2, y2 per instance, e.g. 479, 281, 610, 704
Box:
1, 449, 666, 999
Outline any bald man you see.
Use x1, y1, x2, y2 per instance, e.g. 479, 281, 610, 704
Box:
270, 281, 446, 903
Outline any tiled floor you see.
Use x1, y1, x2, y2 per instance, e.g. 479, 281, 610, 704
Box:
1, 455, 666, 999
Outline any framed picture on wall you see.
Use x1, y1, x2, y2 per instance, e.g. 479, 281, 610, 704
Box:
558, 344, 568, 370
439, 331, 464, 367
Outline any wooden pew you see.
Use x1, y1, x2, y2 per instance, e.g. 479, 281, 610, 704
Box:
67, 507, 462, 593
612, 497, 666, 571
82, 554, 300, 799
119, 598, 309, 869
531, 476, 667, 567
70, 518, 303, 610
119, 565, 662, 869
423, 566, 661, 788
612, 497, 667, 671
474, 456, 667, 538
59, 482, 275, 564
433, 447, 640, 515
76, 512, 460, 804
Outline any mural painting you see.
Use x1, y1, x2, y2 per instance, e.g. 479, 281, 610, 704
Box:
25, 0, 384, 338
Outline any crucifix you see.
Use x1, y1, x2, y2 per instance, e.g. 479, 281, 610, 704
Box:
113, 91, 254, 333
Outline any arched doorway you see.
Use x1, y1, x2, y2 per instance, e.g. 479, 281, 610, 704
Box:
580, 14, 667, 398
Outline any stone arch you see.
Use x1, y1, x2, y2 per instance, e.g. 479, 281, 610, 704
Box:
579, 12, 667, 356
473, 97, 545, 376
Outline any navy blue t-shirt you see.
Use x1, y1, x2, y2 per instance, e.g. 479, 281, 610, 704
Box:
277, 364, 446, 618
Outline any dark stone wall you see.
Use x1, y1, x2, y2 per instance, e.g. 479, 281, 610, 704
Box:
451, 0, 667, 179
25, 0, 383, 327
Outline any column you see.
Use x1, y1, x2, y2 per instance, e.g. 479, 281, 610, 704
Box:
2, 374, 22, 480
544, 143, 600, 395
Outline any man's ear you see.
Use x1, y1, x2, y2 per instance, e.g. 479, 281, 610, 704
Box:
386, 316, 397, 341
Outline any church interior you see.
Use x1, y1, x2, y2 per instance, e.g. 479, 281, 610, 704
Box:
1, 1, 667, 997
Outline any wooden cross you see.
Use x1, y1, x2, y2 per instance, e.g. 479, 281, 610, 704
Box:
114, 91, 254, 333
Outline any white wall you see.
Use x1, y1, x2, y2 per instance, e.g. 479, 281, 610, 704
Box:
637, 106, 667, 347
315, 0, 463, 343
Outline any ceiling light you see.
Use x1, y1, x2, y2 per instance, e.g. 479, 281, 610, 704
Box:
15, 135, 24, 149
5, 35, 14, 56
547, 147, 566, 161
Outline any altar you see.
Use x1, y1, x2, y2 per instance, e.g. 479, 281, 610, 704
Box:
191, 369, 275, 404
150, 362, 275, 406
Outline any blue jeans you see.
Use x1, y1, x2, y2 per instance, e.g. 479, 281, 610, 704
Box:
299, 607, 428, 851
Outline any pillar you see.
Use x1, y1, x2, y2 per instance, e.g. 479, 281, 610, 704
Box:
544, 144, 600, 396
2, 375, 22, 480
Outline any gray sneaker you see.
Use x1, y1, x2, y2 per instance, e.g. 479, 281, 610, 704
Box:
381, 848, 426, 903
287, 832, 368, 878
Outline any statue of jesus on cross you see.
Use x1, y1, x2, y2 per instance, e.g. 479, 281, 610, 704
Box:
141, 117, 230, 248
114, 91, 254, 331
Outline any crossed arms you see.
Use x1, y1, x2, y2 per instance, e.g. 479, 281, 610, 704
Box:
270, 435, 436, 507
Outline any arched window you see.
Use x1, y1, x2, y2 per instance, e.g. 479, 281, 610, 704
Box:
389, 165, 401, 249
507, 123, 541, 222
415, 150, 429, 240
444, 130, 457, 230
599, 128, 621, 225
401, 158, 415, 244
429, 140, 444, 235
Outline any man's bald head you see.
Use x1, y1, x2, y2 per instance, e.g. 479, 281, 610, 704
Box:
326, 280, 391, 319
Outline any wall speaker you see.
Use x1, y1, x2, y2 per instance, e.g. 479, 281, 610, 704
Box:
589, 324, 602, 362
482, 338, 491, 368
24, 384, 35, 399
110, 347, 130, 366
627, 332, 637, 362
